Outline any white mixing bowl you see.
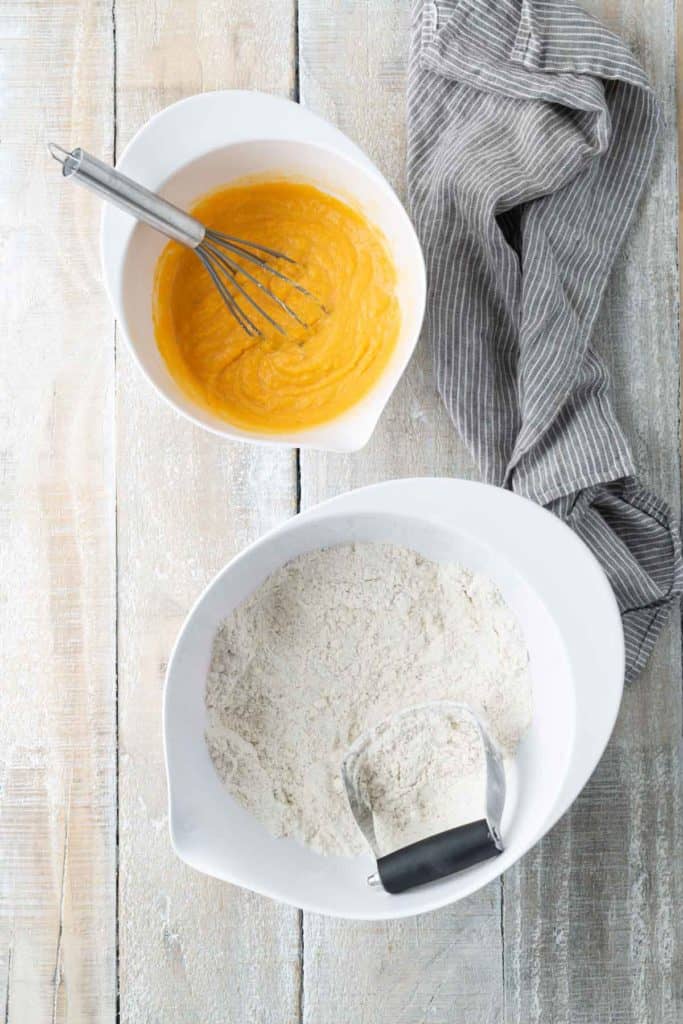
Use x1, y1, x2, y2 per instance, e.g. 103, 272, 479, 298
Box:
164, 478, 624, 919
100, 90, 426, 451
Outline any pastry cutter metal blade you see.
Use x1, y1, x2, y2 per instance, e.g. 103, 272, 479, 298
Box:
341, 701, 505, 894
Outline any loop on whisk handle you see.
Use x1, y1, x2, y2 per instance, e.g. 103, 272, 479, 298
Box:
48, 144, 205, 248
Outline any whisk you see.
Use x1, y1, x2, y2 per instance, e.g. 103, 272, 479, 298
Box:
49, 143, 322, 337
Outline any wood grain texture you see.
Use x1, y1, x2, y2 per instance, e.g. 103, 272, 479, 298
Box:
1, 1, 681, 1022
0, 2, 117, 1022
113, 2, 301, 1021
505, 2, 683, 1021
298, 4, 501, 1023
680, 0, 683, 439
299, 0, 477, 500
299, 2, 682, 1023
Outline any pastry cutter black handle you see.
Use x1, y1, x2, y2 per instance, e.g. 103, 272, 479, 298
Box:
342, 701, 507, 896
369, 819, 502, 894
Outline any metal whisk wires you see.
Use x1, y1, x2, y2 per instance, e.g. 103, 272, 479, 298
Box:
49, 143, 322, 336
196, 228, 318, 337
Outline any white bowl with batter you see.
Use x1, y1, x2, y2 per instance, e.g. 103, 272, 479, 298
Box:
100, 90, 425, 451
163, 477, 624, 920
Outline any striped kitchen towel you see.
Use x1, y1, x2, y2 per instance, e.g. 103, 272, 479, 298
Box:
407, 0, 683, 681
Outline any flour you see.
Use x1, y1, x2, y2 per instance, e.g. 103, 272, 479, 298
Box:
205, 543, 532, 857
353, 707, 487, 856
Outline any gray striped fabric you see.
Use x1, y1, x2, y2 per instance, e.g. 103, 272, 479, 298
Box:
407, 0, 683, 682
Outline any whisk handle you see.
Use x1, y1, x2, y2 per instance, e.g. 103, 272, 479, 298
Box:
48, 144, 205, 248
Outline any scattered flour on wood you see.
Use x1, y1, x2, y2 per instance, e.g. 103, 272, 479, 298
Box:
205, 543, 532, 856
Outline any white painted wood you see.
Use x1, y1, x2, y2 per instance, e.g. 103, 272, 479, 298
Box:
505, 2, 683, 1020
0, 2, 117, 1022
1, 2, 681, 1022
299, 2, 682, 1022
113, 2, 301, 1021
298, 4, 502, 1023
299, 0, 477, 497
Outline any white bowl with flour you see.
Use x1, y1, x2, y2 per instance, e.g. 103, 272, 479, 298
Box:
163, 477, 624, 919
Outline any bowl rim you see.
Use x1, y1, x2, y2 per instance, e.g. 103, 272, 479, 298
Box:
99, 89, 427, 451
163, 476, 625, 919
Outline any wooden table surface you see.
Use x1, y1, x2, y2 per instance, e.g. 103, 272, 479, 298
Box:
2, 2, 682, 1021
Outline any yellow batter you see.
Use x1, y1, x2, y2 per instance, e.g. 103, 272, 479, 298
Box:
153, 180, 401, 432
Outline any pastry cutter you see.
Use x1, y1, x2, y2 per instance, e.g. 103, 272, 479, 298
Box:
341, 701, 505, 894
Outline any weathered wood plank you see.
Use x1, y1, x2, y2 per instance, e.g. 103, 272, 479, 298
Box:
298, 4, 502, 1023
114, 3, 301, 1021
0, 2, 116, 1021
504, 2, 683, 1021
300, 2, 681, 1023
299, 0, 476, 496
679, 0, 683, 439
2, 2, 681, 1023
